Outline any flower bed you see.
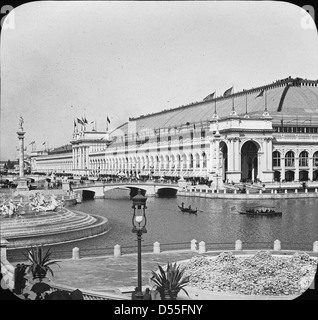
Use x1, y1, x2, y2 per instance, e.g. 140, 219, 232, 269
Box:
182, 251, 317, 296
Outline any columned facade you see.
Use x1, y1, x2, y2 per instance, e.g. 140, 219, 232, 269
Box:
29, 77, 318, 185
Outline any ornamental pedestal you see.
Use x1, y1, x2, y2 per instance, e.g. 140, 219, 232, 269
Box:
226, 171, 241, 184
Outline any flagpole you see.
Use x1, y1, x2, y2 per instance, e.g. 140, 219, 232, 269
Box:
214, 89, 217, 115
232, 84, 235, 112
244, 92, 250, 118
265, 89, 268, 113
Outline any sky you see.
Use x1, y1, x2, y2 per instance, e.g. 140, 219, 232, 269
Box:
1, 1, 317, 160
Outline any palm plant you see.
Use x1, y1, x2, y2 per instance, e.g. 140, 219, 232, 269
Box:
23, 245, 60, 281
151, 262, 190, 300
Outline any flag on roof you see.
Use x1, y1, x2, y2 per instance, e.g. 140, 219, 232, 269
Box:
42, 142, 46, 145
256, 89, 265, 98
107, 116, 110, 124
77, 118, 84, 125
223, 87, 233, 97
83, 117, 88, 124
203, 91, 215, 101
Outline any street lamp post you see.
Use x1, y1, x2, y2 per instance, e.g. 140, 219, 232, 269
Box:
131, 189, 148, 300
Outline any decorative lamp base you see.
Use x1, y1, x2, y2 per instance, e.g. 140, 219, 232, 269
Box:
16, 179, 29, 191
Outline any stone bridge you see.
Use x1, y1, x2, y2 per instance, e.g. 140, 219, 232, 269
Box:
72, 181, 179, 199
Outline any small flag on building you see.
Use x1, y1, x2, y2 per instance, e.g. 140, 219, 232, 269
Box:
256, 89, 265, 98
107, 117, 110, 124
77, 118, 84, 125
203, 91, 215, 101
223, 86, 233, 97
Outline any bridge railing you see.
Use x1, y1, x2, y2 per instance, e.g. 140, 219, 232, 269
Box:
72, 180, 179, 189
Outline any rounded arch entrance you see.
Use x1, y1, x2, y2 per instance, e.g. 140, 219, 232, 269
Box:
219, 141, 228, 181
241, 140, 260, 182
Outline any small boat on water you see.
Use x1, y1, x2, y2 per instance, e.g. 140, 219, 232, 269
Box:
178, 204, 198, 214
239, 206, 282, 216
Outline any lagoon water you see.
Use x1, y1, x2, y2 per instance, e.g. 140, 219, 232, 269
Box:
7, 193, 318, 262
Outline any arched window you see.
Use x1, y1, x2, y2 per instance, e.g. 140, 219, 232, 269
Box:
189, 154, 194, 169
285, 151, 295, 167
179, 136, 183, 151
160, 155, 164, 169
155, 155, 159, 170
165, 155, 170, 170
195, 153, 200, 168
176, 154, 181, 170
273, 151, 281, 167
202, 152, 207, 168
182, 154, 187, 169
299, 151, 308, 167
313, 151, 318, 167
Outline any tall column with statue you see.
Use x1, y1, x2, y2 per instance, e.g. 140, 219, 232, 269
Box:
16, 116, 29, 191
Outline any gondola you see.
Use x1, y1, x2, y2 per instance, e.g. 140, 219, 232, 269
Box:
239, 206, 282, 216
178, 205, 198, 214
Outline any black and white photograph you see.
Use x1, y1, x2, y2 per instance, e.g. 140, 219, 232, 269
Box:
0, 0, 317, 305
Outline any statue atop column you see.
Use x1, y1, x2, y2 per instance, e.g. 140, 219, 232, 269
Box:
16, 116, 29, 192
19, 116, 24, 131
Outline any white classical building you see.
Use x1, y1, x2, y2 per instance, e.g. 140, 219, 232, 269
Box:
31, 77, 318, 186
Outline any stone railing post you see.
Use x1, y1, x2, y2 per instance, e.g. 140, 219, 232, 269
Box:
313, 241, 318, 253
153, 242, 160, 254
235, 239, 242, 251
198, 241, 206, 254
191, 239, 197, 251
274, 239, 281, 251
114, 244, 121, 257
72, 247, 80, 260
0, 238, 9, 261
295, 189, 298, 194
285, 189, 288, 194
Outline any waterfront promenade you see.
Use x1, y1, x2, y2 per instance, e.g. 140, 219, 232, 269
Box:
7, 243, 317, 300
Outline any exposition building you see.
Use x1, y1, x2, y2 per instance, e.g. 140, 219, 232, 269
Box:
30, 77, 318, 188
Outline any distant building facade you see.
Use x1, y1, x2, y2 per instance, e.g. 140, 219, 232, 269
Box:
30, 77, 318, 186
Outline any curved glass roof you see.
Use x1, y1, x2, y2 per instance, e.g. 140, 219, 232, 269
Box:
111, 78, 318, 136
